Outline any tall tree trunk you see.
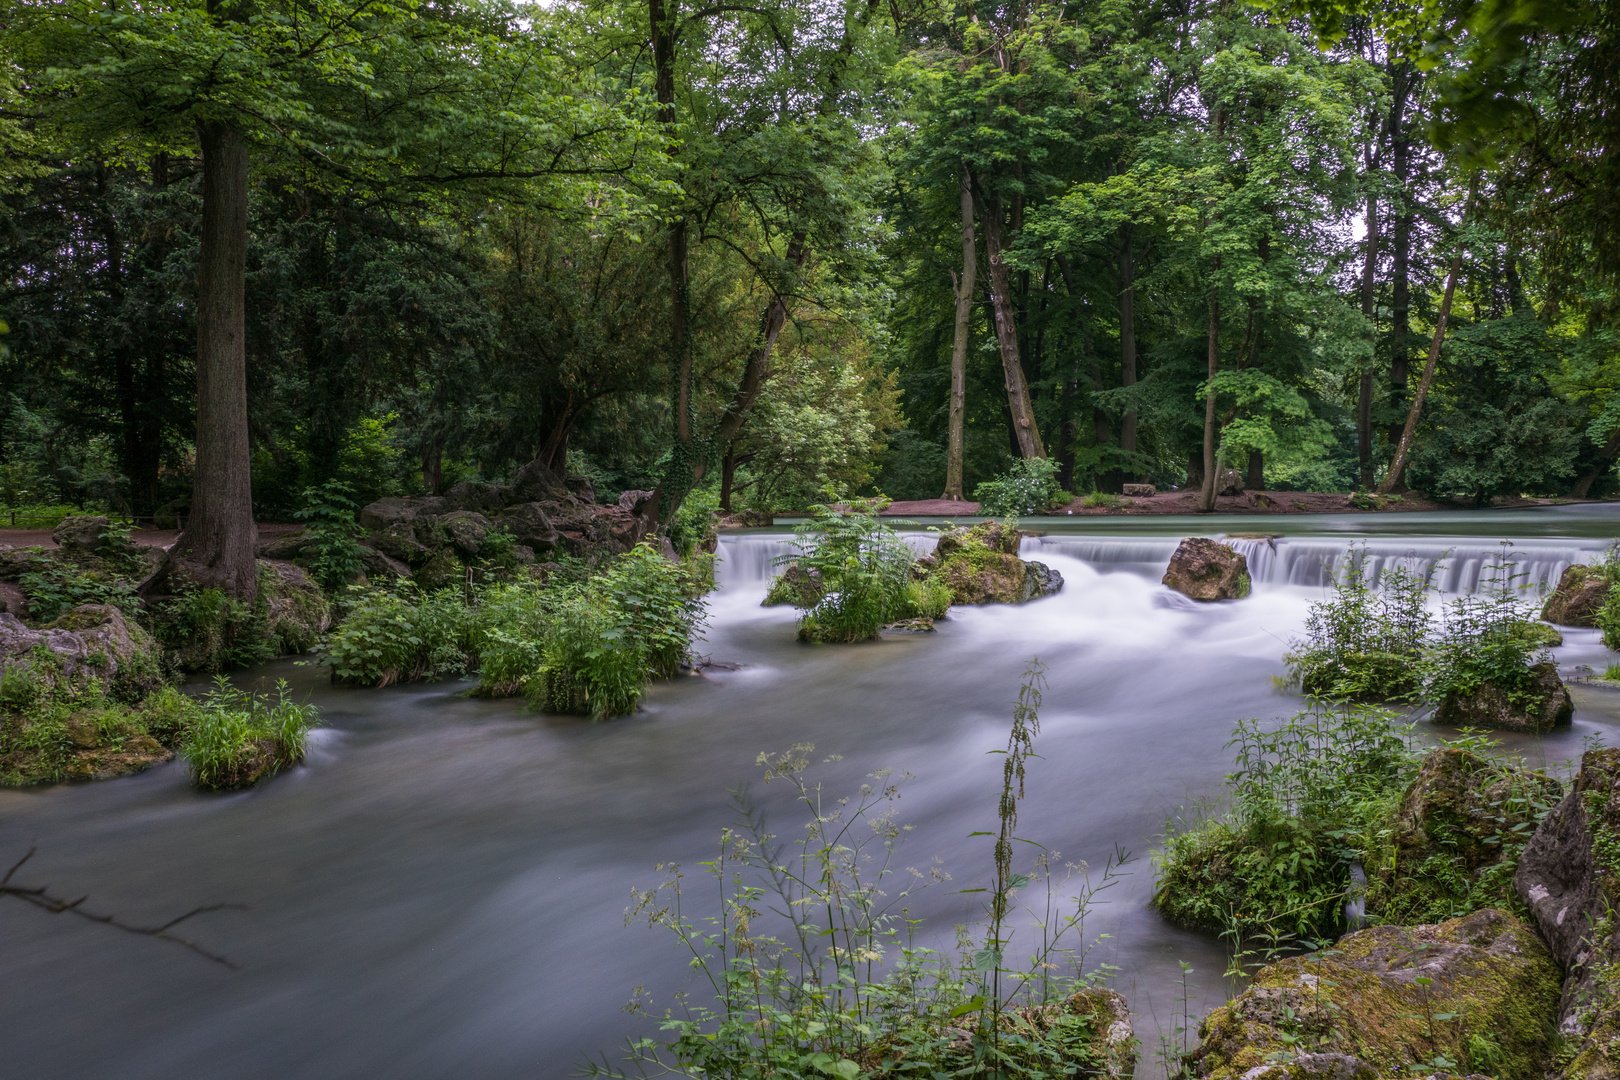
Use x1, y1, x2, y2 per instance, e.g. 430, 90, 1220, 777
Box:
720, 451, 737, 512
1246, 448, 1264, 492
1387, 65, 1415, 489
979, 195, 1044, 459
150, 121, 255, 600
1198, 286, 1220, 513
943, 163, 976, 500
422, 444, 442, 495
1118, 223, 1139, 466
1380, 178, 1477, 495
1358, 193, 1379, 490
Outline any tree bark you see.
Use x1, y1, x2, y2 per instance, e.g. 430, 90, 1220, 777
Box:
1379, 178, 1477, 496
1198, 286, 1220, 512
1387, 65, 1415, 489
1246, 448, 1264, 492
943, 163, 976, 500
979, 194, 1045, 459
1118, 223, 1138, 463
422, 444, 442, 495
1572, 428, 1620, 498
149, 121, 256, 600
1358, 192, 1379, 490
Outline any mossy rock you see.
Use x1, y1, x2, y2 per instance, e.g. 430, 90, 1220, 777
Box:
257, 561, 329, 655
1184, 909, 1560, 1080
762, 562, 824, 607
1515, 748, 1620, 1080
1163, 537, 1251, 601
1366, 747, 1562, 925
0, 685, 199, 787
412, 548, 463, 591
1542, 564, 1611, 627
929, 522, 1062, 605
1298, 650, 1420, 701
1511, 620, 1564, 648
1432, 662, 1574, 733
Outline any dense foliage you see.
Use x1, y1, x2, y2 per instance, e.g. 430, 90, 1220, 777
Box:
184, 677, 319, 790
775, 502, 925, 642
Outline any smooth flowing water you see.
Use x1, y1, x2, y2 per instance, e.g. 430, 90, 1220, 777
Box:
5, 505, 1620, 1080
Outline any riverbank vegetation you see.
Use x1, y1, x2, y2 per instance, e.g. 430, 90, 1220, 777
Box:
600, 664, 1139, 1079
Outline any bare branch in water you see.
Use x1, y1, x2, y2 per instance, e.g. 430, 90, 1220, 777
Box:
1, 846, 245, 969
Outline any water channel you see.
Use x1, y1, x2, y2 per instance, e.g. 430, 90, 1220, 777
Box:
4, 505, 1620, 1079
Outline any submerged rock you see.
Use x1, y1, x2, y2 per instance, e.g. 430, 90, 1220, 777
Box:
929, 522, 1063, 605
1185, 909, 1560, 1080
1542, 564, 1611, 628
1367, 747, 1562, 924
1515, 748, 1620, 1079
1432, 661, 1574, 733
1163, 537, 1250, 601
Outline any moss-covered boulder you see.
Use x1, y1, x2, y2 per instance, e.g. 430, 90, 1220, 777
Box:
0, 604, 162, 698
258, 561, 329, 655
0, 679, 200, 786
1432, 661, 1574, 733
1367, 748, 1563, 924
1185, 909, 1560, 1080
1163, 537, 1250, 601
1542, 564, 1611, 627
1515, 747, 1620, 1080
762, 562, 824, 607
1298, 650, 1420, 701
930, 522, 1063, 605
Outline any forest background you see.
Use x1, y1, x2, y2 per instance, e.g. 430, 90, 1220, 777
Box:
1, 0, 1617, 582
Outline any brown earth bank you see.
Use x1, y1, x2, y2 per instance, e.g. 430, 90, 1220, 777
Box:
881, 491, 1600, 517
0, 523, 303, 549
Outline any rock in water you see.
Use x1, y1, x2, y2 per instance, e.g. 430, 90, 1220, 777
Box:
1162, 537, 1250, 601
1543, 564, 1611, 627
929, 522, 1062, 605
1516, 748, 1620, 1079
1184, 909, 1560, 1080
1432, 661, 1574, 733
762, 562, 825, 607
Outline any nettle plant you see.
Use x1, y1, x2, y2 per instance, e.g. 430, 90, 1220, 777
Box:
294, 480, 367, 594
1422, 545, 1553, 711
597, 662, 1132, 1080
1284, 543, 1434, 702
779, 500, 917, 643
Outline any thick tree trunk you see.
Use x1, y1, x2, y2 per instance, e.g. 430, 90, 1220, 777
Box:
1185, 447, 1204, 492
720, 451, 737, 511
149, 121, 255, 600
1198, 287, 1220, 513
1387, 65, 1415, 490
422, 444, 442, 495
979, 195, 1044, 459
1358, 193, 1379, 490
1118, 223, 1138, 464
943, 163, 975, 500
1246, 448, 1264, 492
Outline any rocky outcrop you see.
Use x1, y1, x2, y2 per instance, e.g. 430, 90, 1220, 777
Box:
1515, 748, 1620, 1080
1368, 748, 1563, 924
1163, 537, 1250, 601
358, 463, 653, 573
1185, 909, 1561, 1080
1543, 564, 1611, 627
0, 604, 162, 696
0, 545, 41, 581
1432, 661, 1574, 733
1123, 483, 1156, 497
930, 522, 1063, 605
257, 561, 329, 655
1216, 469, 1245, 496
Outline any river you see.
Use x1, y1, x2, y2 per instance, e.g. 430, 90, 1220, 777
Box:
3, 505, 1619, 1079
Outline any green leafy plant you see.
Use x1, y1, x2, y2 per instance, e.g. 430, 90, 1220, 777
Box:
1284, 543, 1433, 701
294, 479, 367, 593
324, 585, 473, 687
1080, 491, 1124, 509
17, 559, 140, 623
778, 500, 915, 643
1424, 545, 1553, 711
183, 677, 318, 790
974, 459, 1061, 517
155, 586, 275, 673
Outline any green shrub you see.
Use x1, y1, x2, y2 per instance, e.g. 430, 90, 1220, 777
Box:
469, 580, 552, 696
1423, 547, 1553, 710
901, 576, 954, 620
974, 458, 1061, 517
779, 501, 915, 643
1050, 489, 1075, 508
184, 677, 318, 790
294, 480, 367, 593
1589, 545, 1620, 650
155, 586, 275, 673
18, 559, 140, 623
324, 586, 473, 686
600, 542, 707, 678
1284, 543, 1432, 701
529, 588, 648, 720
1155, 702, 1418, 958
667, 486, 719, 559
1080, 491, 1124, 509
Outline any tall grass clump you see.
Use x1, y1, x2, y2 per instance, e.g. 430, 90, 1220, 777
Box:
1155, 702, 1419, 964
1284, 543, 1433, 701
778, 500, 918, 642
183, 677, 319, 790
592, 662, 1135, 1079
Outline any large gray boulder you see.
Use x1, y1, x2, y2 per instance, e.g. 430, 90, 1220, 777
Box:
0, 604, 161, 695
1162, 537, 1251, 601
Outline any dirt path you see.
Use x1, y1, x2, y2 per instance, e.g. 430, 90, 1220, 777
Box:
0, 523, 303, 549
